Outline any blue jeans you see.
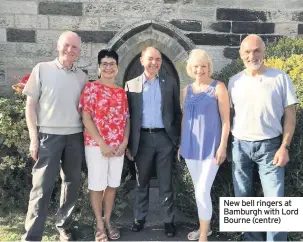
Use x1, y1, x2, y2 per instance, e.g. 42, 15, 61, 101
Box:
231, 136, 287, 241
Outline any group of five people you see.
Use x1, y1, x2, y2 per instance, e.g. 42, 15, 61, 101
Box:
21, 31, 297, 242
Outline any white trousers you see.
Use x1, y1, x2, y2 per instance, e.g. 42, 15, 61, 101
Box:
185, 158, 219, 221
85, 146, 124, 191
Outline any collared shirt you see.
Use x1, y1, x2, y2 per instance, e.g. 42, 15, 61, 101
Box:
22, 59, 88, 135
141, 74, 164, 128
54, 58, 77, 72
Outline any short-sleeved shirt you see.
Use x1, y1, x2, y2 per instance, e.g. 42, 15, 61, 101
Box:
22, 58, 88, 135
228, 67, 298, 141
79, 81, 129, 148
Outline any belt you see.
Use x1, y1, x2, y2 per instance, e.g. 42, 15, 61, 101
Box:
141, 128, 165, 133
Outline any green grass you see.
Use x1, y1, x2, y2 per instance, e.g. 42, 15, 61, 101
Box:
0, 210, 95, 241
0, 211, 59, 241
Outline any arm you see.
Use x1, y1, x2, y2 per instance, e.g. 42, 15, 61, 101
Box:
273, 105, 296, 167
25, 96, 39, 161
82, 110, 115, 157
215, 82, 230, 165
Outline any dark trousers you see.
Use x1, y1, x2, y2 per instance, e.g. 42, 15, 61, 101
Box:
133, 130, 174, 223
23, 132, 84, 241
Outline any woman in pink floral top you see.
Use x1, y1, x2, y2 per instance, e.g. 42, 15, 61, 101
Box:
79, 49, 130, 242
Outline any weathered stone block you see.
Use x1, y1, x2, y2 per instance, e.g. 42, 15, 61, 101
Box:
91, 43, 107, 58
240, 34, 283, 44
76, 31, 116, 43
0, 56, 37, 68
285, 0, 303, 10
196, 45, 226, 60
292, 12, 303, 22
83, 3, 118, 16
99, 17, 129, 30
232, 22, 275, 34
7, 29, 36, 43
0, 29, 6, 42
186, 33, 240, 46
239, 0, 286, 10
179, 5, 216, 21
217, 8, 268, 22
0, 69, 5, 85
0, 43, 17, 57
215, 0, 240, 7
0, 15, 14, 28
298, 24, 303, 34
209, 22, 231, 33
14, 15, 48, 29
170, 19, 202, 32
223, 47, 240, 59
49, 16, 99, 30
39, 2, 83, 16
16, 43, 54, 57
0, 1, 37, 14
117, 3, 178, 21
268, 11, 293, 22
275, 23, 298, 35
36, 30, 62, 43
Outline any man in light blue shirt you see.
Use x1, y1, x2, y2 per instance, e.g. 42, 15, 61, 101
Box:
142, 74, 164, 128
125, 46, 182, 237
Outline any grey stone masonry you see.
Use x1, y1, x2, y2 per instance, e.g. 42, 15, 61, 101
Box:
217, 8, 268, 22
39, 2, 83, 16
186, 33, 240, 46
170, 20, 202, 32
76, 31, 116, 43
0, 0, 302, 95
232, 22, 275, 34
6, 29, 36, 43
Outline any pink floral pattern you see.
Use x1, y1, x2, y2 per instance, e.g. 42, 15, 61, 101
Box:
79, 81, 129, 148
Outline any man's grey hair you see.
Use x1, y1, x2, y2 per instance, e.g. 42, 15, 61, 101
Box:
57, 31, 81, 47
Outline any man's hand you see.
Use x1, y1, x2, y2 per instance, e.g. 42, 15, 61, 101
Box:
29, 138, 39, 161
177, 148, 181, 161
273, 147, 289, 167
100, 143, 115, 157
115, 142, 127, 157
125, 148, 134, 161
215, 145, 226, 165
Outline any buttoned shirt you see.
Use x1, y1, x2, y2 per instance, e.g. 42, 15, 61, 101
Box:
141, 74, 164, 128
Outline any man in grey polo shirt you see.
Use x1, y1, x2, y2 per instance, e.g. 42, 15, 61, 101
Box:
228, 34, 298, 241
22, 31, 88, 241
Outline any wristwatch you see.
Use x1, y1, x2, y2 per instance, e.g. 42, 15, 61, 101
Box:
283, 144, 291, 150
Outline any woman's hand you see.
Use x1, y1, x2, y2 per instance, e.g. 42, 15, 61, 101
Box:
100, 143, 115, 157
115, 142, 127, 157
215, 145, 226, 165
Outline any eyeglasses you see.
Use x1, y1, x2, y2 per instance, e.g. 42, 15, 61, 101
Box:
100, 62, 117, 68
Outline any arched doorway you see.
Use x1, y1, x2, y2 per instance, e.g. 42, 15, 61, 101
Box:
123, 52, 179, 181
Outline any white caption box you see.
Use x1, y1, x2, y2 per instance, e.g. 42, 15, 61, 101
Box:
220, 197, 303, 232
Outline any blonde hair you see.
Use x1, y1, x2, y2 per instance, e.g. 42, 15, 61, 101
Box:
186, 49, 213, 79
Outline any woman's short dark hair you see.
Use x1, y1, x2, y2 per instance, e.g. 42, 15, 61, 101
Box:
97, 49, 119, 66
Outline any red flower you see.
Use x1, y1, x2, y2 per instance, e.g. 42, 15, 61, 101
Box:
12, 73, 30, 94
22, 74, 30, 84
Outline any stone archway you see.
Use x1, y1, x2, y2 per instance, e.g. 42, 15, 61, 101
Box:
105, 20, 195, 91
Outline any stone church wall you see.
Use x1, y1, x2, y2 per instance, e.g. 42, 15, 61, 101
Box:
0, 0, 302, 94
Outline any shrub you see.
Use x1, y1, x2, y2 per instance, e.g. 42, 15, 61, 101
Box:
0, 92, 129, 222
